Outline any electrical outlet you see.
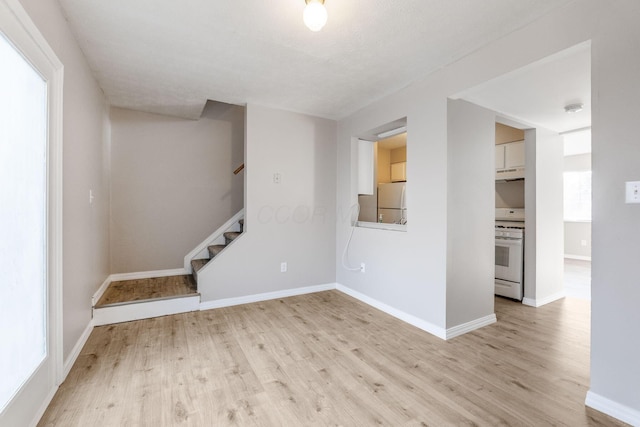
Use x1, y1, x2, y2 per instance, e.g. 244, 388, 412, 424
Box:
280, 262, 287, 273
273, 173, 282, 184
360, 262, 365, 273
89, 189, 95, 205
625, 181, 640, 204
581, 239, 588, 247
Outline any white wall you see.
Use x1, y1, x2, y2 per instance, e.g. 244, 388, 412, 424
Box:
565, 152, 591, 171
17, 0, 110, 360
336, 2, 580, 337
564, 222, 591, 259
338, 1, 640, 422
446, 100, 496, 328
564, 153, 591, 259
109, 104, 244, 273
589, 0, 640, 417
337, 96, 449, 336
524, 128, 565, 305
197, 104, 337, 301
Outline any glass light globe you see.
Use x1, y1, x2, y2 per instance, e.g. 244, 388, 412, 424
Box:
303, 1, 328, 32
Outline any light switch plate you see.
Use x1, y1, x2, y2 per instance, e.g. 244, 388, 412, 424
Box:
625, 181, 640, 204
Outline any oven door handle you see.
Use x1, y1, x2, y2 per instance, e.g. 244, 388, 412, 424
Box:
495, 237, 523, 243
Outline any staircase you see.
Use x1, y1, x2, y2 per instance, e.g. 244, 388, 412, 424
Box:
92, 215, 244, 326
190, 219, 243, 283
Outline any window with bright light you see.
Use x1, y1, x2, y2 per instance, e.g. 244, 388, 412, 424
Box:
564, 171, 592, 221
0, 32, 47, 411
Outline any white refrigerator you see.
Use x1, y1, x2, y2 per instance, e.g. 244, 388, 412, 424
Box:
377, 182, 407, 224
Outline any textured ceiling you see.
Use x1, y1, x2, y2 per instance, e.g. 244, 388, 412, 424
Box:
56, 0, 573, 120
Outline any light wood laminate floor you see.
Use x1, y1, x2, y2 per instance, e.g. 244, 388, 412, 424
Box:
40, 291, 626, 426
564, 258, 591, 300
95, 275, 197, 307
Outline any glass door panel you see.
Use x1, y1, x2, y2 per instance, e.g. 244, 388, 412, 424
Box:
0, 31, 48, 413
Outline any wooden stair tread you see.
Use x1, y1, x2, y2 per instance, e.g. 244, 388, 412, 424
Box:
191, 258, 209, 272
95, 275, 197, 308
224, 231, 242, 240
208, 244, 226, 257
191, 218, 244, 284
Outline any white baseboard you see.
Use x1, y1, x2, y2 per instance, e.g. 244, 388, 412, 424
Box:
92, 276, 111, 307
200, 283, 336, 311
202, 283, 494, 341
446, 314, 497, 340
522, 291, 565, 308
93, 294, 200, 326
335, 284, 447, 340
521, 298, 535, 307
564, 254, 592, 261
109, 268, 188, 283
586, 391, 640, 426
29, 385, 59, 427
63, 320, 94, 380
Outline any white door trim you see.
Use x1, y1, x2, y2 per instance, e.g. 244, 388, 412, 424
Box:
0, 0, 64, 425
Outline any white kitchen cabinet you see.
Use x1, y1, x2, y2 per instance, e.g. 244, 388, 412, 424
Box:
391, 161, 406, 182
358, 139, 375, 194
496, 140, 525, 180
495, 146, 506, 170
505, 141, 525, 169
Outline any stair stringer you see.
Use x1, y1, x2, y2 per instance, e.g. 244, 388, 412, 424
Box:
196, 231, 255, 304
184, 208, 245, 274
196, 226, 322, 306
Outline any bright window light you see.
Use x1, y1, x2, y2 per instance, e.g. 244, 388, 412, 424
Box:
0, 32, 47, 412
564, 171, 592, 222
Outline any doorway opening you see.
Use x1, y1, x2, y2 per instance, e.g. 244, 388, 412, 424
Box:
454, 41, 591, 306
562, 127, 592, 300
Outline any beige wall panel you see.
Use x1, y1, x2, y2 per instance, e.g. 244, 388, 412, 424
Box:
109, 105, 244, 273
17, 0, 111, 360
496, 123, 525, 145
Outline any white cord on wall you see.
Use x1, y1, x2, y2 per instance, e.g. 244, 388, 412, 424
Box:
341, 203, 362, 272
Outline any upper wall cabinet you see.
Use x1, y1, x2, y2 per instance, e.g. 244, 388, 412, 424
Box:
391, 161, 407, 182
358, 139, 375, 195
496, 140, 525, 180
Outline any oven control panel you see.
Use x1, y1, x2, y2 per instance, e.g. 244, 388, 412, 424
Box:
495, 228, 523, 239
495, 208, 525, 221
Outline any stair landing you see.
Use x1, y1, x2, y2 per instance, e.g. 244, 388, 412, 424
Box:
94, 275, 200, 325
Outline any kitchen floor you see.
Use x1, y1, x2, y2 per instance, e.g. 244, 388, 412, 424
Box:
564, 258, 591, 300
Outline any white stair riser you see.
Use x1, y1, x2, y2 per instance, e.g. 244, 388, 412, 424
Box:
93, 295, 200, 326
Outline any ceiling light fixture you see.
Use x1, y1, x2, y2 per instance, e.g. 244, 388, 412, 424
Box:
303, 0, 327, 32
377, 126, 407, 139
564, 103, 584, 114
